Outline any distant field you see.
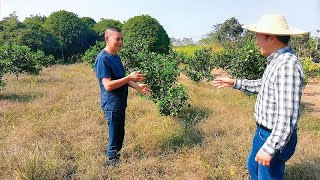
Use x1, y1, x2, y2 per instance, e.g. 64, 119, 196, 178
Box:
173, 44, 223, 56
0, 63, 319, 179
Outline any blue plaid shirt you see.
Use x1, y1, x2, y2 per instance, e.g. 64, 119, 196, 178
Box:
234, 46, 304, 157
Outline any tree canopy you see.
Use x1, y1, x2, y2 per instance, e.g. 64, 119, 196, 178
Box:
122, 15, 170, 54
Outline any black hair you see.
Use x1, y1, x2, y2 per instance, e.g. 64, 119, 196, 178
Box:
107, 26, 121, 32
276, 35, 290, 45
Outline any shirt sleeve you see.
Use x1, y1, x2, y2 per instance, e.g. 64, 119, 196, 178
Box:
95, 55, 111, 79
233, 79, 263, 94
261, 61, 303, 156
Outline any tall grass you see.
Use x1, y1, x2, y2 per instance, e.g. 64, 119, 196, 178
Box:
0, 63, 319, 179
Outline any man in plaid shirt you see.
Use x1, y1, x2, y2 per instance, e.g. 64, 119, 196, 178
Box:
212, 14, 306, 179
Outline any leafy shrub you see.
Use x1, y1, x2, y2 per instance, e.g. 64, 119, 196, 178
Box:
43, 10, 95, 62
183, 48, 214, 82
0, 55, 10, 89
129, 51, 188, 116
0, 44, 53, 80
300, 57, 320, 85
81, 41, 105, 68
213, 40, 266, 79
165, 50, 189, 65
300, 57, 320, 77
122, 15, 170, 54
158, 85, 188, 116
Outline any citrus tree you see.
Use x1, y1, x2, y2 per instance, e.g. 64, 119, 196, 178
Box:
213, 39, 266, 79
183, 48, 214, 82
122, 15, 170, 54
0, 44, 54, 89
93, 19, 123, 41
43, 10, 95, 62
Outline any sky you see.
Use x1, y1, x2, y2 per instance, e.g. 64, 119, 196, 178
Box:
1, 0, 319, 41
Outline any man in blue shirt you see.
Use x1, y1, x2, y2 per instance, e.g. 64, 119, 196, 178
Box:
212, 14, 306, 179
95, 27, 151, 166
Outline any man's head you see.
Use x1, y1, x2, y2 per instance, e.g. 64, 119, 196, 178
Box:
255, 33, 291, 57
105, 27, 123, 55
243, 14, 306, 57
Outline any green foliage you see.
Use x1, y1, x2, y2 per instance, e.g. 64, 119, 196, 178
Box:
121, 40, 188, 116
0, 14, 62, 62
93, 19, 123, 41
158, 85, 189, 116
183, 48, 214, 82
81, 17, 96, 29
81, 41, 105, 68
18, 24, 63, 59
0, 13, 25, 45
23, 15, 47, 27
137, 53, 180, 99
300, 57, 320, 77
0, 44, 53, 80
199, 17, 243, 45
213, 40, 266, 79
290, 33, 313, 58
134, 52, 188, 116
300, 57, 320, 85
122, 15, 170, 54
43, 10, 96, 62
0, 53, 10, 89
165, 50, 190, 65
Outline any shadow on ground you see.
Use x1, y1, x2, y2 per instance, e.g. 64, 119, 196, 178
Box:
285, 158, 320, 180
301, 102, 320, 114
0, 93, 41, 103
163, 106, 211, 151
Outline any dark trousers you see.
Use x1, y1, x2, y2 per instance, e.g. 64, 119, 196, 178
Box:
104, 110, 126, 160
247, 127, 297, 180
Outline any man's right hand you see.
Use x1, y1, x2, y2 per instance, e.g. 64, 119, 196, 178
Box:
211, 77, 235, 88
128, 71, 144, 82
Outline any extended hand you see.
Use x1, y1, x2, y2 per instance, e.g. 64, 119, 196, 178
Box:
137, 84, 152, 95
129, 71, 144, 82
255, 149, 272, 167
211, 77, 235, 88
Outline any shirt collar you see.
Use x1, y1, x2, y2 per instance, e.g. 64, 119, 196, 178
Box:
266, 46, 293, 64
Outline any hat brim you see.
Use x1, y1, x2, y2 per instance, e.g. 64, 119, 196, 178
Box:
242, 24, 307, 35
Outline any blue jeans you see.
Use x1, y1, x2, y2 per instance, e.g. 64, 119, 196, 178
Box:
247, 127, 297, 180
104, 110, 126, 160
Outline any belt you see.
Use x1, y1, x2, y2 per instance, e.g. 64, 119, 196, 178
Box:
256, 122, 272, 132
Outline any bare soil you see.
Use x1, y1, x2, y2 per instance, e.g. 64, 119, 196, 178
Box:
302, 78, 320, 116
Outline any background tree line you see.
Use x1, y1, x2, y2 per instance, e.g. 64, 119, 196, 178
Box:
0, 10, 125, 88
1, 10, 319, 115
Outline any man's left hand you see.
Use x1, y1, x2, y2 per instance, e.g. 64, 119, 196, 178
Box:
255, 149, 272, 167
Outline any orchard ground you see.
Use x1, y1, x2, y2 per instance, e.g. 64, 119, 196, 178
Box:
0, 63, 319, 179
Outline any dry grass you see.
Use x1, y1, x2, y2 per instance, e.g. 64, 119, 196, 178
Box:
0, 63, 319, 179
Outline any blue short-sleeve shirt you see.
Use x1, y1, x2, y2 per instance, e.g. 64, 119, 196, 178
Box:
94, 49, 128, 111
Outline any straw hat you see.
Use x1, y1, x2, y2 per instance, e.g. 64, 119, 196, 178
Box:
242, 14, 307, 35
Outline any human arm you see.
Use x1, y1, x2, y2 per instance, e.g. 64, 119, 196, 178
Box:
102, 71, 144, 92
212, 77, 262, 94
233, 78, 263, 94
128, 81, 152, 95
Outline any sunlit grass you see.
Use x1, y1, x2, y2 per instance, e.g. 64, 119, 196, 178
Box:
0, 63, 319, 179
173, 44, 223, 57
